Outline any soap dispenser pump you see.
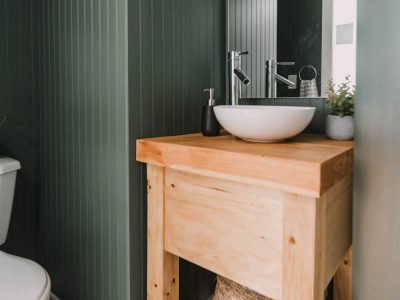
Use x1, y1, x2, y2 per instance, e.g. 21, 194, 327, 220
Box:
201, 88, 221, 136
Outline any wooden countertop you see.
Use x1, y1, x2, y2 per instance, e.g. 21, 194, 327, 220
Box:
136, 133, 353, 197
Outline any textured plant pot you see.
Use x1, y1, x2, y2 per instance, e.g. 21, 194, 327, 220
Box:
325, 115, 354, 140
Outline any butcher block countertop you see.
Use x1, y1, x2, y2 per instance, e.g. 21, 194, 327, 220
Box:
136, 133, 353, 197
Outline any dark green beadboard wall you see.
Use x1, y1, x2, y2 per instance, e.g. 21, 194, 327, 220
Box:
228, 0, 277, 98
0, 0, 37, 259
129, 0, 226, 298
34, 0, 129, 299
1, 0, 226, 298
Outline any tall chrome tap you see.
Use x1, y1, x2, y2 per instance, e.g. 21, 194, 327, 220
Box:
228, 51, 250, 105
266, 60, 296, 98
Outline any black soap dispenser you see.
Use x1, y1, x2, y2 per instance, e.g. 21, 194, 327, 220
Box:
201, 88, 221, 136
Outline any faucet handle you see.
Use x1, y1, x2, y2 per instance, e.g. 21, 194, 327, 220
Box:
276, 61, 295, 66
239, 51, 249, 56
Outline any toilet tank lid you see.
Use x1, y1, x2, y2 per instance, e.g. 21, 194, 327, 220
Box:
0, 158, 21, 175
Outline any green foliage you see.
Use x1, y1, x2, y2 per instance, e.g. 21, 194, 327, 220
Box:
326, 76, 355, 117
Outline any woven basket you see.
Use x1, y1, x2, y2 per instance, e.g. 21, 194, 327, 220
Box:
212, 276, 273, 300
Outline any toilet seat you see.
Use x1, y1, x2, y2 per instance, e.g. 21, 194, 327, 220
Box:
0, 251, 51, 300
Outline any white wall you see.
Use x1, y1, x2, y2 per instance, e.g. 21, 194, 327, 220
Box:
332, 0, 357, 85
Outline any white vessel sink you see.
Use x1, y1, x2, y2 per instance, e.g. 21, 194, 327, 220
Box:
213, 105, 316, 142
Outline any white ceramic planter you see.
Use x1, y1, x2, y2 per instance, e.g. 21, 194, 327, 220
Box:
325, 115, 354, 140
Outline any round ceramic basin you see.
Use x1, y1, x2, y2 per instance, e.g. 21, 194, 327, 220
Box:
213, 105, 316, 143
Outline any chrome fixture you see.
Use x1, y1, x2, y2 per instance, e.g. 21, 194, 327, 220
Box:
228, 51, 250, 105
266, 60, 296, 98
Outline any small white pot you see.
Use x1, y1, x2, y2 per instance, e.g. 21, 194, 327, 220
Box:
325, 115, 354, 141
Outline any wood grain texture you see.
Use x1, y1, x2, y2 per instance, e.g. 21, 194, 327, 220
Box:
324, 176, 353, 286
164, 169, 283, 299
137, 133, 353, 197
147, 165, 179, 300
333, 248, 352, 300
282, 194, 326, 300
140, 133, 353, 300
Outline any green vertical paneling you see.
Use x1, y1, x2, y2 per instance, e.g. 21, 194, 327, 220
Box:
129, 0, 225, 298
354, 1, 400, 299
35, 0, 129, 299
1, 0, 226, 299
0, 0, 37, 260
228, 0, 277, 98
228, 0, 323, 98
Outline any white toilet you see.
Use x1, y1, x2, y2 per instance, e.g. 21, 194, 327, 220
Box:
0, 158, 51, 300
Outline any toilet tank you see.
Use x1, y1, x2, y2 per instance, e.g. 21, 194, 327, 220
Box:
0, 158, 21, 245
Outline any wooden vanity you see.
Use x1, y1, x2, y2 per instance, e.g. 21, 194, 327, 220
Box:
136, 133, 353, 300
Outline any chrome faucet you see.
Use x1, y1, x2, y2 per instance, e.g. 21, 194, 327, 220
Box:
266, 60, 296, 98
228, 51, 250, 105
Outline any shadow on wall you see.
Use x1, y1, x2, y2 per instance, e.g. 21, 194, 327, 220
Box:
0, 125, 37, 259
0, 0, 37, 260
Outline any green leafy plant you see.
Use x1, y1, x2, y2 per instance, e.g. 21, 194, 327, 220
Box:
326, 76, 355, 117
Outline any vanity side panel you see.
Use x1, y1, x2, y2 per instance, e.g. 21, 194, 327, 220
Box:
320, 150, 354, 195
333, 248, 352, 300
147, 165, 179, 300
324, 175, 353, 286
164, 169, 284, 299
282, 194, 326, 300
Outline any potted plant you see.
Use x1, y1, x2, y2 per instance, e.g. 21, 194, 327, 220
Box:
325, 76, 355, 140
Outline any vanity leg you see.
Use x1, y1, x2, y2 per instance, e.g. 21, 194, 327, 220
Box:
147, 165, 179, 300
283, 195, 326, 300
333, 248, 352, 300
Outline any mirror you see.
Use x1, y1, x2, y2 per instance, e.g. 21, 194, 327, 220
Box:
226, 0, 357, 99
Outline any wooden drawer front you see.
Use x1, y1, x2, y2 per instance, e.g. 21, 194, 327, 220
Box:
164, 169, 284, 299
